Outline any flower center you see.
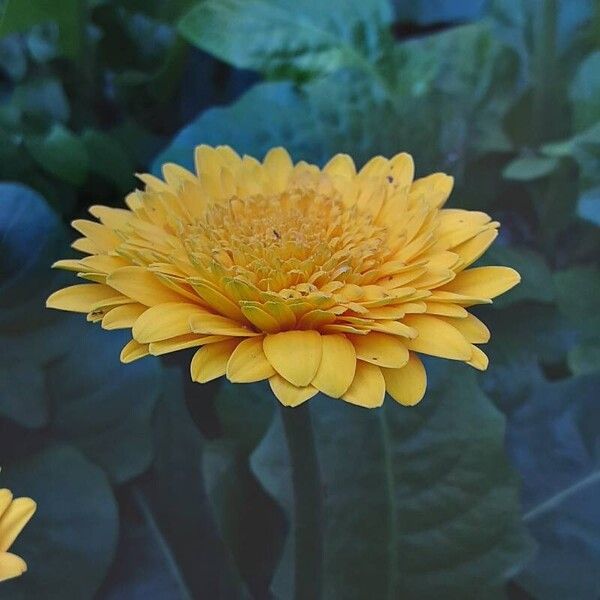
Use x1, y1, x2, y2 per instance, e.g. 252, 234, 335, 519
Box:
181, 183, 391, 294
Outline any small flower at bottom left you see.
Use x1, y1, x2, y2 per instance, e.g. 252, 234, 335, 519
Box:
0, 486, 36, 583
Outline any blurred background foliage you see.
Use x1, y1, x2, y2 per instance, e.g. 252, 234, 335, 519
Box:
0, 0, 598, 598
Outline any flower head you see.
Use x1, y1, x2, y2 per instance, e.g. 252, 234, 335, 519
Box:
0, 488, 36, 582
47, 146, 519, 407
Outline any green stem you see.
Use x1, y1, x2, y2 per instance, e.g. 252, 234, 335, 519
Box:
280, 404, 324, 600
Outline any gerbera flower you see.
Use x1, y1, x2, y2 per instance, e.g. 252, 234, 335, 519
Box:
47, 146, 519, 408
0, 488, 36, 582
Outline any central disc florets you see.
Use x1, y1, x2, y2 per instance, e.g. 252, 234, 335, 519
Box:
182, 184, 390, 294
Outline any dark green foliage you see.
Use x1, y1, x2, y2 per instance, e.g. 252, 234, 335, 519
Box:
1, 0, 599, 598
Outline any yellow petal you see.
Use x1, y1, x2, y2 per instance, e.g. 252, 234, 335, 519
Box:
311, 334, 356, 398
389, 152, 414, 188
442, 266, 521, 299
51, 259, 83, 272
89, 205, 132, 228
190, 312, 259, 337
0, 497, 36, 552
269, 374, 318, 407
403, 314, 472, 360
341, 361, 385, 408
133, 303, 209, 343
72, 236, 97, 254
382, 353, 427, 406
0, 491, 12, 520
102, 304, 146, 330
263, 331, 322, 387
190, 280, 244, 321
263, 147, 293, 193
71, 219, 121, 252
226, 337, 275, 383
468, 345, 489, 371
241, 305, 280, 333
149, 334, 228, 356
190, 339, 240, 383
424, 302, 468, 317
348, 332, 409, 368
323, 153, 356, 178
46, 284, 117, 313
0, 552, 27, 582
120, 339, 149, 363
410, 173, 454, 208
453, 229, 498, 268
107, 267, 188, 306
438, 313, 490, 343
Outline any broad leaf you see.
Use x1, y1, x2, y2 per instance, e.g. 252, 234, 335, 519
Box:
0, 444, 118, 600
251, 364, 533, 599
577, 185, 600, 227
157, 22, 518, 176
98, 486, 194, 600
0, 0, 85, 59
507, 373, 600, 599
503, 155, 559, 180
178, 0, 393, 79
569, 50, 600, 131
47, 324, 163, 483
26, 124, 89, 186
141, 372, 248, 599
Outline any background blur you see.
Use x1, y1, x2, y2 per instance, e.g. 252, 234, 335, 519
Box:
0, 1, 599, 598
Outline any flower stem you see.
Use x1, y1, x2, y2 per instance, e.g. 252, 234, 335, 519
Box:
280, 403, 324, 600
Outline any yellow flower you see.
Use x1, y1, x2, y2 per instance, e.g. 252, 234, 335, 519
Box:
47, 146, 519, 408
0, 488, 36, 582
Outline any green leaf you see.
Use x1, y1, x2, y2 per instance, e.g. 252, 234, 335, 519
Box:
554, 266, 600, 332
203, 439, 286, 597
26, 124, 89, 186
393, 0, 485, 24
481, 245, 555, 306
507, 373, 600, 599
0, 363, 47, 428
178, 0, 393, 79
142, 373, 249, 598
99, 485, 195, 600
214, 381, 274, 455
0, 183, 162, 483
568, 338, 600, 375
0, 0, 84, 59
0, 444, 118, 600
251, 365, 533, 599
81, 129, 135, 192
156, 23, 518, 176
208, 382, 285, 595
47, 325, 163, 483
569, 50, 600, 131
12, 76, 70, 122
484, 302, 575, 366
503, 155, 560, 180
577, 185, 600, 227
